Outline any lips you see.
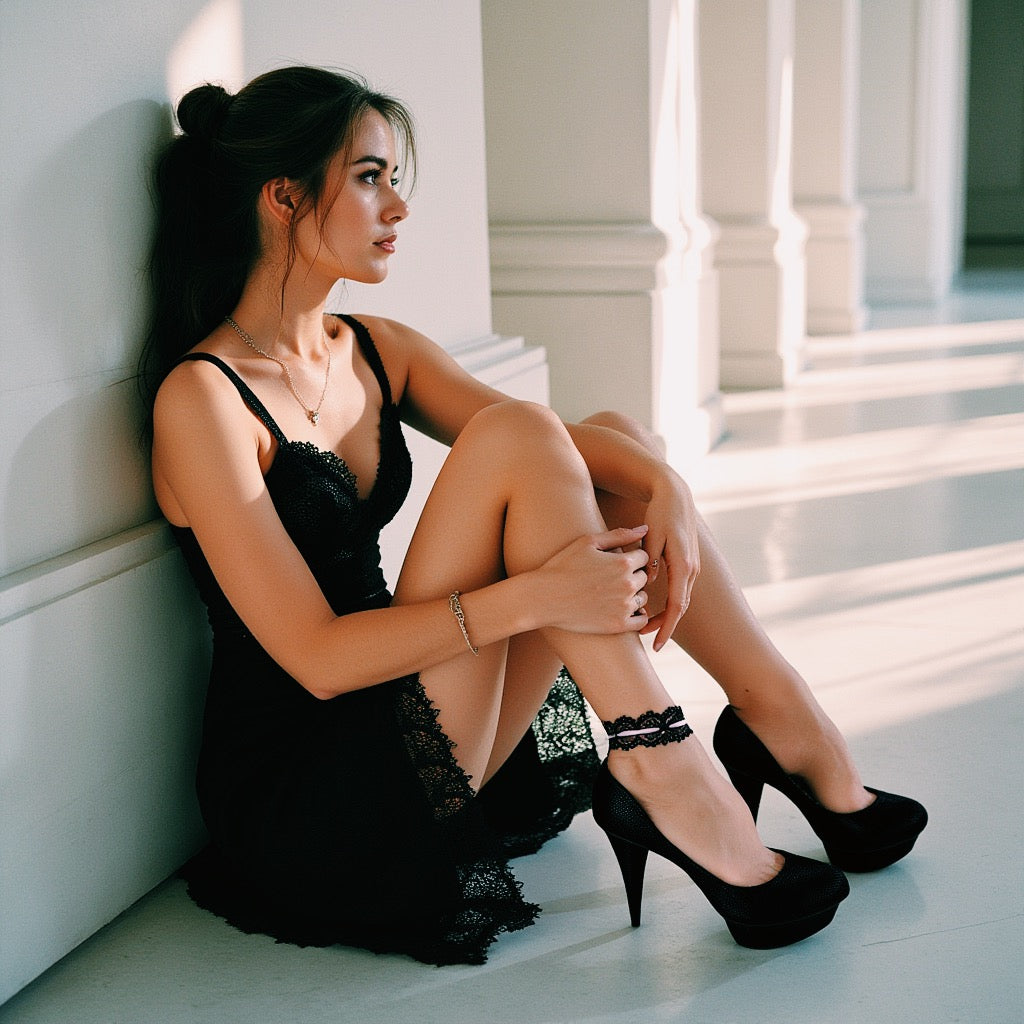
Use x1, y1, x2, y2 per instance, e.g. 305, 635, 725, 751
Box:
375, 234, 397, 253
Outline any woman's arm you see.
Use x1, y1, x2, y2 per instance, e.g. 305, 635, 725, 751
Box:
364, 316, 510, 443
371, 317, 700, 650
152, 357, 647, 699
564, 419, 703, 651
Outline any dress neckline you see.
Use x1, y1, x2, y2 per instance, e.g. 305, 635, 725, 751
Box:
177, 314, 395, 504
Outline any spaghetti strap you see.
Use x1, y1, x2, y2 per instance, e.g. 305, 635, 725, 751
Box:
178, 352, 289, 445
336, 314, 396, 407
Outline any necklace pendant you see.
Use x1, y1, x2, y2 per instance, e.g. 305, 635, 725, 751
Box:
309, 410, 319, 426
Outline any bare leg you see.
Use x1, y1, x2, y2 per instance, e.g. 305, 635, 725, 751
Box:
583, 411, 873, 813
394, 401, 781, 886
480, 631, 562, 786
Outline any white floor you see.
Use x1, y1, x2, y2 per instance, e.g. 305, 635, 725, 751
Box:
3, 272, 1023, 1024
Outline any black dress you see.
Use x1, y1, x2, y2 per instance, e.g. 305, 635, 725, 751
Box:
171, 315, 598, 965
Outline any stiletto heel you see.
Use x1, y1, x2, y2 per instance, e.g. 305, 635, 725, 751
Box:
713, 705, 928, 872
594, 707, 849, 949
606, 832, 649, 927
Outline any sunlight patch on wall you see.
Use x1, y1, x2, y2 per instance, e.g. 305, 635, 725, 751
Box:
166, 0, 245, 112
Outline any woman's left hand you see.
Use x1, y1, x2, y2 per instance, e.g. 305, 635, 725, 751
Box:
639, 468, 701, 651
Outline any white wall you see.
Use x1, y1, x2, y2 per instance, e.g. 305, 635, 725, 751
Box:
0, 0, 538, 1002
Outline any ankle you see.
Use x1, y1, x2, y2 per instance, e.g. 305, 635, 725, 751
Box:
725, 699, 873, 813
603, 704, 701, 794
602, 705, 693, 752
607, 738, 785, 888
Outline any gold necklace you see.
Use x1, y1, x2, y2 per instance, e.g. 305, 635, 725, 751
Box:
224, 315, 332, 426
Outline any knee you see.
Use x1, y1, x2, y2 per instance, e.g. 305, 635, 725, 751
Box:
469, 399, 567, 444
582, 410, 664, 458
462, 400, 585, 476
581, 410, 641, 435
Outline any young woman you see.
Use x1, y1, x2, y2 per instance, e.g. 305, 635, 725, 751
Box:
144, 66, 926, 966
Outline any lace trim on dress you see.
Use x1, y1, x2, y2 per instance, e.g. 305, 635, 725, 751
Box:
533, 668, 601, 806
392, 675, 539, 964
285, 440, 362, 498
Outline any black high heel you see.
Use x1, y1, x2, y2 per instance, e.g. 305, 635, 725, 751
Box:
713, 705, 928, 872
593, 708, 849, 949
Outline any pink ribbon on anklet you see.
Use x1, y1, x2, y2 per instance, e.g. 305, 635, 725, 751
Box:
607, 719, 689, 741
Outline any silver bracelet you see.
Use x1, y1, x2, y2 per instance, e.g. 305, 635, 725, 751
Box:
448, 591, 479, 656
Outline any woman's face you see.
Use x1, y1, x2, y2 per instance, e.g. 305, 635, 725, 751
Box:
296, 110, 409, 286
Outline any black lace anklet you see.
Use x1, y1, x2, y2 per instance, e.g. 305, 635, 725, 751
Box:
602, 706, 694, 751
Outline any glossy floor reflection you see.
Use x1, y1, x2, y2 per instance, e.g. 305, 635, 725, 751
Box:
3, 287, 1023, 1023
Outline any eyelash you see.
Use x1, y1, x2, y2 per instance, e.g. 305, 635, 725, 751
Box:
360, 170, 400, 188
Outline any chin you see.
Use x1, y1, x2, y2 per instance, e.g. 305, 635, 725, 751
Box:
352, 267, 390, 285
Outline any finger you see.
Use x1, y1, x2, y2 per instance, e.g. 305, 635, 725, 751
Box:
594, 524, 648, 551
628, 570, 649, 596
653, 575, 687, 649
679, 553, 700, 609
641, 609, 665, 636
647, 550, 663, 583
681, 573, 696, 611
622, 609, 648, 633
624, 549, 650, 574
644, 534, 665, 582
655, 567, 698, 649
654, 607, 680, 651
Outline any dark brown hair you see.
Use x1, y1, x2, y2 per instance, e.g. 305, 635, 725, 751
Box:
139, 66, 415, 408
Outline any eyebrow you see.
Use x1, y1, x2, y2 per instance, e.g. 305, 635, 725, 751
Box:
352, 155, 392, 170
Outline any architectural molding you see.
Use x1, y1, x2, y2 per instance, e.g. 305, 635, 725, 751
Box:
449, 331, 549, 391
711, 214, 809, 265
796, 200, 868, 333
489, 221, 686, 293
0, 521, 173, 627
714, 215, 809, 389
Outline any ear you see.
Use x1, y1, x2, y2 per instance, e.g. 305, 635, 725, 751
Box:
259, 177, 300, 227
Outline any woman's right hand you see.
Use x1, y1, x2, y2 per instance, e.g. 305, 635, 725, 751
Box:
533, 525, 651, 634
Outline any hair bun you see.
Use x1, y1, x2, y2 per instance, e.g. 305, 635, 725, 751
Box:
176, 83, 234, 142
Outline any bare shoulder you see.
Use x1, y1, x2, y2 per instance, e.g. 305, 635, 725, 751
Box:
342, 314, 440, 400
348, 314, 433, 352
352, 314, 459, 366
153, 352, 244, 430
152, 351, 268, 475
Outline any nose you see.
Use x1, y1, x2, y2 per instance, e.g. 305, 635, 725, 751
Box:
386, 188, 409, 223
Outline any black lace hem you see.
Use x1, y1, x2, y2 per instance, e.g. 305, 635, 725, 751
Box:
391, 674, 541, 963
181, 668, 597, 967
480, 668, 600, 857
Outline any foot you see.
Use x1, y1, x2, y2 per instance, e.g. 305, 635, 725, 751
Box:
730, 698, 874, 814
609, 738, 784, 888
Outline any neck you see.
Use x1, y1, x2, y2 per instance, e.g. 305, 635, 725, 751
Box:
230, 263, 336, 361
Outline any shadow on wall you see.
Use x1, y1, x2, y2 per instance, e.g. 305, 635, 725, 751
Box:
11, 98, 170, 381
4, 99, 172, 576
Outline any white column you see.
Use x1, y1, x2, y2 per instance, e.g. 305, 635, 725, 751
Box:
669, 0, 723, 461
793, 0, 866, 333
699, 0, 807, 389
858, 0, 968, 303
483, 0, 723, 466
